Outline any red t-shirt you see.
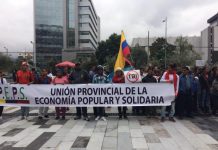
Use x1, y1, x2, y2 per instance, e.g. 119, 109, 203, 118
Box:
16, 70, 34, 84
112, 75, 125, 83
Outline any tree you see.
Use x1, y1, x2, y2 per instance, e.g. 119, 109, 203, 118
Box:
96, 33, 121, 65
169, 36, 201, 66
150, 38, 176, 67
131, 47, 148, 69
0, 53, 13, 72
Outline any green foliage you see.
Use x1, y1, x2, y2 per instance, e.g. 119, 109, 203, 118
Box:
150, 38, 176, 67
131, 47, 148, 69
168, 36, 201, 66
0, 53, 13, 72
149, 37, 201, 67
96, 33, 121, 65
81, 54, 98, 71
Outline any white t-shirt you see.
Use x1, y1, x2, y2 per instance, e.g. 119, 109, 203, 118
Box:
0, 77, 7, 84
160, 71, 179, 95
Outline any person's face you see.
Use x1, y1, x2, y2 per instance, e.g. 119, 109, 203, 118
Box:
182, 69, 189, 75
205, 67, 209, 73
64, 67, 68, 73
116, 70, 123, 77
22, 65, 28, 71
75, 64, 81, 70
41, 69, 48, 76
147, 69, 153, 76
216, 70, 218, 77
98, 69, 103, 75
57, 72, 62, 77
140, 69, 144, 74
168, 66, 173, 73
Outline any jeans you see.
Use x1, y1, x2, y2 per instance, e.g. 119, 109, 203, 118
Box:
0, 106, 3, 116
200, 89, 210, 112
177, 93, 192, 117
118, 107, 127, 117
39, 107, 49, 117
76, 107, 87, 117
55, 107, 66, 117
161, 101, 175, 118
21, 107, 29, 117
93, 107, 104, 117
211, 94, 218, 114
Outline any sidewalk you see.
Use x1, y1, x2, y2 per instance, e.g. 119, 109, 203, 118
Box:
0, 107, 217, 150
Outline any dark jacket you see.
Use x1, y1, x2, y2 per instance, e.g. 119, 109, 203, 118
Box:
211, 79, 218, 96
179, 74, 194, 94
69, 69, 89, 84
142, 75, 157, 83
199, 74, 210, 91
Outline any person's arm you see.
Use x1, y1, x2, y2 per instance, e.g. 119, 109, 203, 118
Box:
176, 74, 180, 96
160, 72, 167, 82
3, 78, 8, 84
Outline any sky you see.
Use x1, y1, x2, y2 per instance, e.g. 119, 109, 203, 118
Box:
0, 0, 217, 54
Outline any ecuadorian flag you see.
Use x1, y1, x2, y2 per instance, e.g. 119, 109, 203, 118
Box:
114, 31, 131, 71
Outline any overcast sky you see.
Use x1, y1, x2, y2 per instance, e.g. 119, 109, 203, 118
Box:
0, 0, 217, 53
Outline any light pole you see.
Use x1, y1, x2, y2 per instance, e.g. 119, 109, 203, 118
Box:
162, 17, 167, 69
3, 47, 9, 57
30, 41, 36, 68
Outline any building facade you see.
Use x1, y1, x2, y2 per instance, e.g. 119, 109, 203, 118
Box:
201, 13, 218, 64
131, 36, 202, 57
34, 0, 100, 67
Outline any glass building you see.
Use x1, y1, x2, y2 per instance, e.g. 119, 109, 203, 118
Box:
34, 0, 100, 67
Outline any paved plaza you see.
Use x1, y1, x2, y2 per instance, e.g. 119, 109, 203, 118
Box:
0, 107, 218, 150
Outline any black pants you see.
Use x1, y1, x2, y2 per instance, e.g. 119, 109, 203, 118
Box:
211, 95, 218, 114
177, 93, 192, 117
192, 92, 198, 113
76, 107, 87, 117
93, 107, 104, 117
0, 106, 3, 116
118, 107, 127, 117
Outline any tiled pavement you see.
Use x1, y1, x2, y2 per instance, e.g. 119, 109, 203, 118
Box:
0, 107, 218, 150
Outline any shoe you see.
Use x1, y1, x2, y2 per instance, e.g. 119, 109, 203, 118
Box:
84, 117, 90, 121
55, 116, 60, 120
38, 116, 43, 120
178, 116, 183, 120
124, 115, 128, 119
44, 115, 49, 118
101, 117, 107, 121
62, 116, 65, 120
119, 116, 122, 119
25, 116, 30, 121
95, 116, 100, 121
161, 117, 165, 122
169, 117, 176, 122
74, 116, 81, 120
20, 116, 25, 120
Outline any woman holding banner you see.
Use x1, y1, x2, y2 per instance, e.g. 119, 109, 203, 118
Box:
16, 62, 34, 120
0, 70, 8, 120
113, 67, 127, 119
52, 69, 69, 120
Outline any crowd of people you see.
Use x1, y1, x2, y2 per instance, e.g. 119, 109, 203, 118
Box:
0, 61, 218, 123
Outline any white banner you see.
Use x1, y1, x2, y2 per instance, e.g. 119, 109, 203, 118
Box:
124, 70, 142, 83
0, 83, 175, 107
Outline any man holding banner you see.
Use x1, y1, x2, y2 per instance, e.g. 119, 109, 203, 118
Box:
160, 64, 179, 122
93, 65, 109, 121
16, 62, 34, 120
113, 67, 127, 119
